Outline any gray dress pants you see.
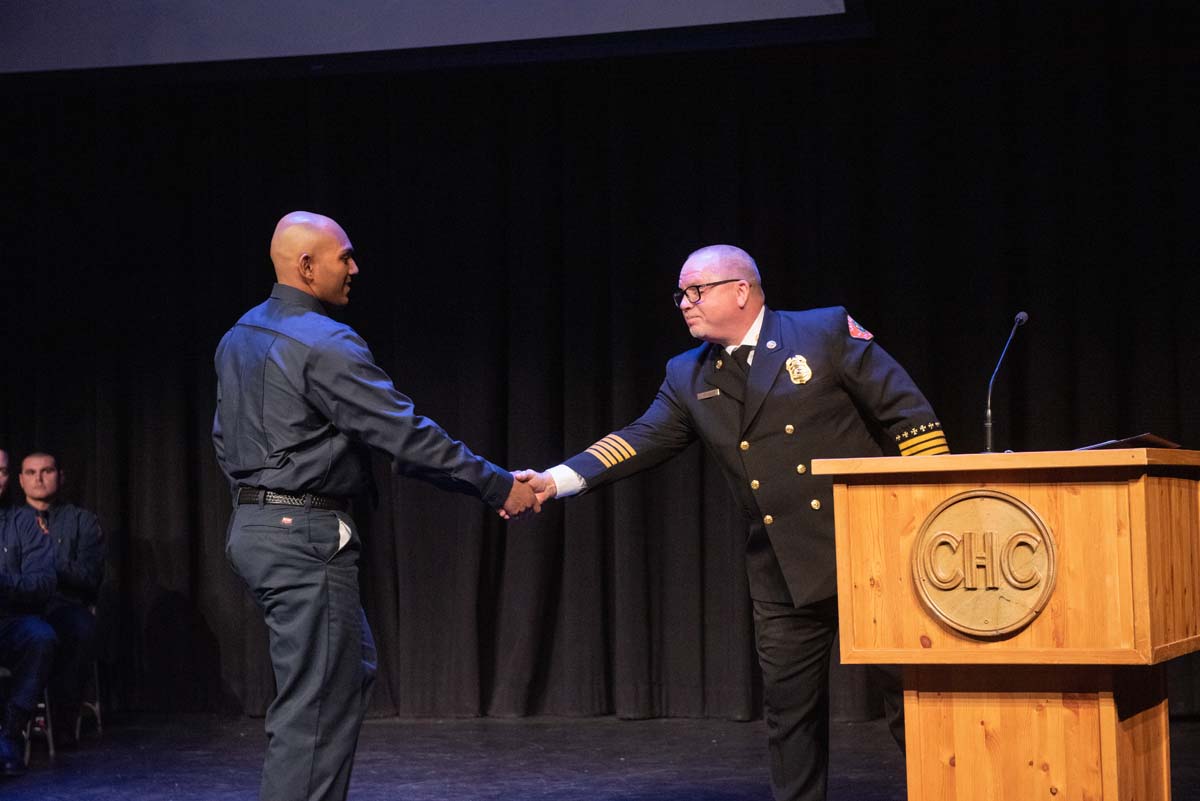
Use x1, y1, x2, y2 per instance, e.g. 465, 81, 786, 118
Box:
227, 502, 378, 801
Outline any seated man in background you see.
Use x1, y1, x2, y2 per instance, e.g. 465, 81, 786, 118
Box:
18, 452, 104, 747
0, 447, 57, 777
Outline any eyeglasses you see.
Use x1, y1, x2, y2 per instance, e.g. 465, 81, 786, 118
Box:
672, 278, 742, 307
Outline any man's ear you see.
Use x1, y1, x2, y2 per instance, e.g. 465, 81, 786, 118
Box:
736, 280, 750, 309
298, 253, 314, 283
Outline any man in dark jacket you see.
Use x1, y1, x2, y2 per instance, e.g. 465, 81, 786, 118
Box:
18, 452, 104, 747
0, 448, 57, 777
516, 245, 949, 801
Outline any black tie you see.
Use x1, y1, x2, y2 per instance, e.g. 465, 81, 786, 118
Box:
730, 345, 754, 376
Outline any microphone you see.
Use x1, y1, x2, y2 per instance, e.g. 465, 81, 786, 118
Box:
984, 311, 1029, 453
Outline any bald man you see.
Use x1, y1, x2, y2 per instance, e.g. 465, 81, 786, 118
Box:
517, 245, 949, 801
213, 211, 539, 801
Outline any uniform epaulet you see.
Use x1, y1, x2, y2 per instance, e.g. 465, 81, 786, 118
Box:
585, 434, 637, 469
896, 422, 950, 456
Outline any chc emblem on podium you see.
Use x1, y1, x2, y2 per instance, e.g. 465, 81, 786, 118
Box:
911, 489, 1057, 637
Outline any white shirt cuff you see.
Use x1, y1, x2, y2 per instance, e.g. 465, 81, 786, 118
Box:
547, 464, 587, 498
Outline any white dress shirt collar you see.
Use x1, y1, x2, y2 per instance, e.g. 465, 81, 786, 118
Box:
725, 306, 766, 354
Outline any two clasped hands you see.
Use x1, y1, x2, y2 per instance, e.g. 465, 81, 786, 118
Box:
496, 469, 559, 520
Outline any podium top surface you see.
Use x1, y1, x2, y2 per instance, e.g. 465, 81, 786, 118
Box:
812, 447, 1200, 477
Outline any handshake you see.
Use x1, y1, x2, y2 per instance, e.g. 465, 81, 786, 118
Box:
497, 469, 559, 521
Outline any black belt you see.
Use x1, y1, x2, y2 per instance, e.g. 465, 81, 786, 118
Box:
236, 487, 349, 512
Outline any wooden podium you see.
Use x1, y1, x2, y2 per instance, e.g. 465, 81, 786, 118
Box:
812, 449, 1200, 801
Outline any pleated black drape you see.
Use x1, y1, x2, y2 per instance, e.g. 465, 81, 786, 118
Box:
1, 2, 1198, 721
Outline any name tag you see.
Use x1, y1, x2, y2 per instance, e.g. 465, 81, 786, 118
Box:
696, 389, 721, 400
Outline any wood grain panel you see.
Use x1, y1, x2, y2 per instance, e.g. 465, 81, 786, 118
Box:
1143, 476, 1200, 660
905, 666, 1167, 801
838, 477, 1139, 663
1102, 667, 1170, 801
814, 448, 1200, 477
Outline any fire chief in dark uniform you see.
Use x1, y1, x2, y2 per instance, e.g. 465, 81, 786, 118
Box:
213, 211, 539, 801
517, 244, 948, 801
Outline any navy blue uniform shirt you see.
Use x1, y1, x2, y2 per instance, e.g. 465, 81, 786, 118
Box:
24, 503, 104, 608
213, 283, 512, 507
0, 507, 56, 616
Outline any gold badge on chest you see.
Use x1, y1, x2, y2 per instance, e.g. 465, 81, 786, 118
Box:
785, 354, 812, 385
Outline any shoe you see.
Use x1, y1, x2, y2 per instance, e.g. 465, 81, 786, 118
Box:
0, 706, 28, 777
0, 733, 24, 777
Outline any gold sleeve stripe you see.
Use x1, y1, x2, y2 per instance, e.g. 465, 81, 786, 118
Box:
898, 429, 943, 449
900, 433, 949, 456
586, 445, 616, 468
604, 435, 637, 460
899, 436, 947, 456
585, 433, 638, 469
590, 439, 622, 464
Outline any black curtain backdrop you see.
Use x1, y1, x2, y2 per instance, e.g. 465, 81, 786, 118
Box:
1, 4, 1198, 721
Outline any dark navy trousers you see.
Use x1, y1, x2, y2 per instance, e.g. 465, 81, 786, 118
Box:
0, 614, 57, 714
227, 503, 378, 801
752, 596, 904, 801
45, 602, 97, 725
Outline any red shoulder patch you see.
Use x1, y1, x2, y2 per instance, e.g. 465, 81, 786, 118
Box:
847, 314, 874, 341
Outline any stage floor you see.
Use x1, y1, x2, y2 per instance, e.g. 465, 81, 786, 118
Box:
4, 714, 1199, 800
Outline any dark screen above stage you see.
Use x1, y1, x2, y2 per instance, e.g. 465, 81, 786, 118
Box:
0, 0, 859, 75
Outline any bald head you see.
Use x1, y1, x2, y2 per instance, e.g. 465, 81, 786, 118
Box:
270, 211, 344, 278
676, 244, 765, 346
270, 211, 359, 307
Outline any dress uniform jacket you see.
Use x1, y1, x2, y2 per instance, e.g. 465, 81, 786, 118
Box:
564, 305, 948, 607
